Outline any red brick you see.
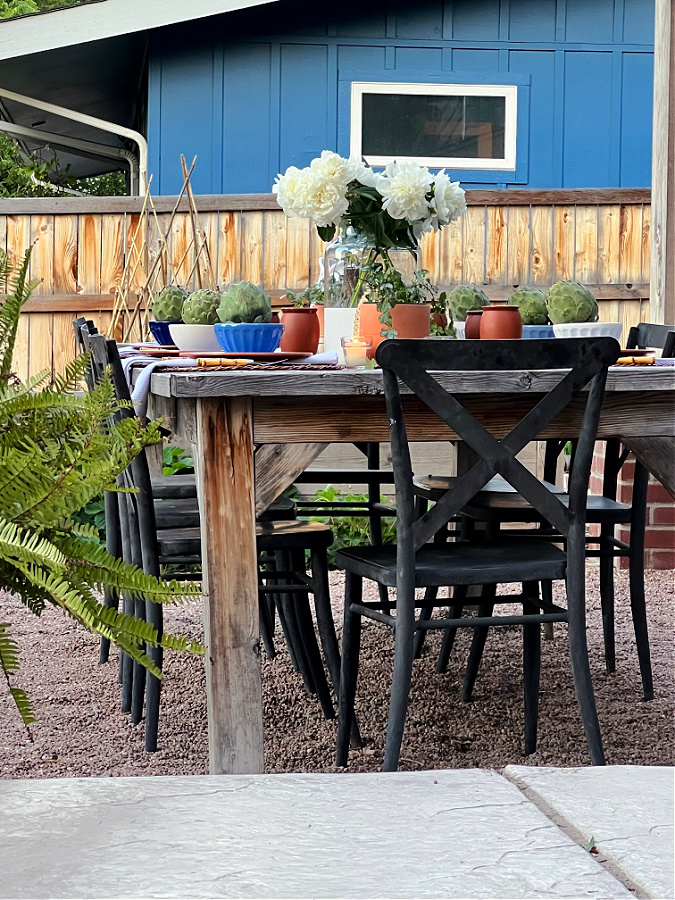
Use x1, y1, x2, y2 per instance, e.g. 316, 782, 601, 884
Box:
644, 527, 675, 549
647, 482, 675, 504
589, 474, 604, 496
616, 526, 631, 545
647, 549, 675, 570
650, 505, 675, 526
617, 484, 634, 504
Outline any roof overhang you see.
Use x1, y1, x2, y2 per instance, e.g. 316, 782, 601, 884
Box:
0, 0, 281, 61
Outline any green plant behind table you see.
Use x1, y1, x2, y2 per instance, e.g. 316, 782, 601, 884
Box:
303, 485, 396, 566
0, 248, 203, 729
162, 445, 194, 476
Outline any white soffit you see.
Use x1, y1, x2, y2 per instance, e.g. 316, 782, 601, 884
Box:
0, 0, 282, 61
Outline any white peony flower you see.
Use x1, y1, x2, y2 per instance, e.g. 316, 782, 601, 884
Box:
273, 166, 310, 218
377, 161, 433, 222
310, 151, 363, 188
429, 171, 467, 229
274, 165, 348, 225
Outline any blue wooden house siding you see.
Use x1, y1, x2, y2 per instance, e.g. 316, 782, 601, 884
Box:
146, 0, 654, 195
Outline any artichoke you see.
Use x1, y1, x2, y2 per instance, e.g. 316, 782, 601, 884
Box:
508, 287, 549, 325
547, 281, 599, 324
447, 285, 489, 322
218, 281, 273, 324
182, 289, 221, 325
152, 285, 187, 322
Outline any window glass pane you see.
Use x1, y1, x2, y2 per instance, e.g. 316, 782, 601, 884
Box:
361, 93, 506, 160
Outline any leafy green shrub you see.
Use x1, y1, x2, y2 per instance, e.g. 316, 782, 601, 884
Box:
0, 249, 202, 727
302, 485, 396, 566
162, 445, 194, 476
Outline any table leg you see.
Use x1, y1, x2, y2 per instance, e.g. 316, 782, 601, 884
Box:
195, 396, 264, 775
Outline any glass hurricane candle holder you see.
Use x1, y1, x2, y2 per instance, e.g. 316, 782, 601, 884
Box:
341, 336, 371, 368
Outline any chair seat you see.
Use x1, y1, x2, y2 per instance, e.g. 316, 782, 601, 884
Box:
335, 539, 567, 588
415, 474, 630, 524
150, 474, 197, 499
153, 494, 297, 530
157, 520, 332, 558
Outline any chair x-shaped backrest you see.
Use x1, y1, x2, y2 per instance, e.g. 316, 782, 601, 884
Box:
376, 337, 621, 553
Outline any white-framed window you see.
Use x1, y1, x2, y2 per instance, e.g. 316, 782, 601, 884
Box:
350, 82, 518, 171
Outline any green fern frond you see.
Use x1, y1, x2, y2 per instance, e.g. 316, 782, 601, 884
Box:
9, 687, 36, 726
0, 623, 35, 728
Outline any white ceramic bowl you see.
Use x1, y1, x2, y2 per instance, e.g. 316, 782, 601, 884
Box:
552, 322, 623, 342
168, 324, 222, 353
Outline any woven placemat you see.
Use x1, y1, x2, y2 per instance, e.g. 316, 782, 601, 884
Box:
161, 363, 346, 372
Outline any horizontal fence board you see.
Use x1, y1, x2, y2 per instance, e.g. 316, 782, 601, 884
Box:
0, 193, 655, 380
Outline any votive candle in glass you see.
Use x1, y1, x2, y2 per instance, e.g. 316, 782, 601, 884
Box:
341, 336, 372, 368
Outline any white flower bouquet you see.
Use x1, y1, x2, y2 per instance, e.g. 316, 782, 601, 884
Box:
273, 151, 466, 252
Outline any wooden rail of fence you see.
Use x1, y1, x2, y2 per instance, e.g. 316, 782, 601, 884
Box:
0, 188, 651, 380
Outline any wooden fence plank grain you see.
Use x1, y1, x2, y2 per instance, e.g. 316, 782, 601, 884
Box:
507, 206, 531, 283
462, 205, 486, 285
574, 205, 598, 283
30, 215, 54, 294
78, 214, 102, 295
285, 216, 311, 292
15, 314, 29, 382
52, 311, 77, 376
262, 211, 287, 292
53, 215, 78, 293
438, 217, 463, 284
641, 204, 651, 285
597, 205, 621, 284
619, 205, 643, 283
7, 216, 31, 270
101, 214, 125, 295
484, 205, 507, 283
553, 206, 575, 281
28, 313, 53, 380
241, 211, 263, 286
530, 205, 553, 285
217, 211, 241, 287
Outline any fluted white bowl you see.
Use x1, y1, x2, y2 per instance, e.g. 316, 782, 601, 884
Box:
552, 322, 623, 342
168, 324, 221, 352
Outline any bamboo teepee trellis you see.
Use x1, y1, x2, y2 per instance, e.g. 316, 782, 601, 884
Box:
111, 157, 217, 342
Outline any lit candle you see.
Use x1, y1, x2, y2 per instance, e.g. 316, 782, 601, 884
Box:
341, 336, 371, 368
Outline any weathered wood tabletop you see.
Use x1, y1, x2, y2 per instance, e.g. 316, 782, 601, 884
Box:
149, 365, 675, 775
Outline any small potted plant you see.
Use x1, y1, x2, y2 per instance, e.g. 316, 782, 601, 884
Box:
169, 288, 223, 352
149, 285, 188, 346
214, 280, 282, 353
280, 284, 324, 353
547, 281, 622, 342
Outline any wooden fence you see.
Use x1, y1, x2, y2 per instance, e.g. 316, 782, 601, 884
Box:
0, 188, 651, 380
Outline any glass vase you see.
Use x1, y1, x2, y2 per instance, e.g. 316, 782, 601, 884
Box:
322, 224, 419, 309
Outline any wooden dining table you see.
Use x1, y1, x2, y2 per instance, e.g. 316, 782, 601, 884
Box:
148, 363, 675, 775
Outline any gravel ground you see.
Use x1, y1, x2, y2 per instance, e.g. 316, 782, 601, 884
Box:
1, 568, 673, 778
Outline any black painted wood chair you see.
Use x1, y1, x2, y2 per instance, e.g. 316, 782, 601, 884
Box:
85, 331, 342, 750
336, 337, 620, 772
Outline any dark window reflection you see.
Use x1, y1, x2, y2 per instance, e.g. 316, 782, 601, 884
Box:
361, 93, 506, 160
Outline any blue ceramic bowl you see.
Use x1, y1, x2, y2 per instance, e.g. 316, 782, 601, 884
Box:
149, 320, 180, 346
522, 324, 555, 339
214, 322, 285, 353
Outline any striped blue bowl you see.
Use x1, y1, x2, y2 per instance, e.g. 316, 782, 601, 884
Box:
522, 325, 555, 339
214, 322, 285, 353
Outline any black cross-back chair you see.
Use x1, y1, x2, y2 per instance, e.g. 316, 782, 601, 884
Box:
87, 332, 345, 751
626, 322, 675, 358
336, 337, 621, 772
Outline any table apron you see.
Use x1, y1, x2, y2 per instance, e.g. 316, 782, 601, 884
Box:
251, 392, 675, 443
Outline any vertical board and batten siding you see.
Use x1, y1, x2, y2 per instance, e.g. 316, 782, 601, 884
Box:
147, 0, 655, 195
0, 191, 651, 380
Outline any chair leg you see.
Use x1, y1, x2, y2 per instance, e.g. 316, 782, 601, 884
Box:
567, 546, 606, 765
522, 583, 541, 756
258, 582, 277, 660
100, 490, 121, 665
541, 581, 554, 640
366, 442, 390, 609
629, 540, 654, 701
275, 550, 315, 694
461, 585, 497, 703
120, 593, 134, 713
145, 598, 163, 753
336, 572, 363, 768
130, 596, 147, 725
383, 577, 417, 772
599, 529, 616, 674
437, 586, 467, 674
412, 587, 439, 659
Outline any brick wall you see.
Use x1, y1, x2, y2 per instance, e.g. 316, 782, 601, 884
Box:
589, 444, 675, 570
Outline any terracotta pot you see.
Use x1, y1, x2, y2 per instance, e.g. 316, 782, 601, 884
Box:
311, 304, 325, 339
480, 305, 523, 340
432, 311, 448, 330
390, 304, 431, 339
464, 309, 483, 339
278, 307, 320, 353
358, 302, 385, 359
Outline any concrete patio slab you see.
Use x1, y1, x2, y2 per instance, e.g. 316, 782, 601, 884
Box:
505, 765, 674, 900
0, 770, 632, 899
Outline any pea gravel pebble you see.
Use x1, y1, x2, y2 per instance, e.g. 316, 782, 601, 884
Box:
0, 568, 672, 778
